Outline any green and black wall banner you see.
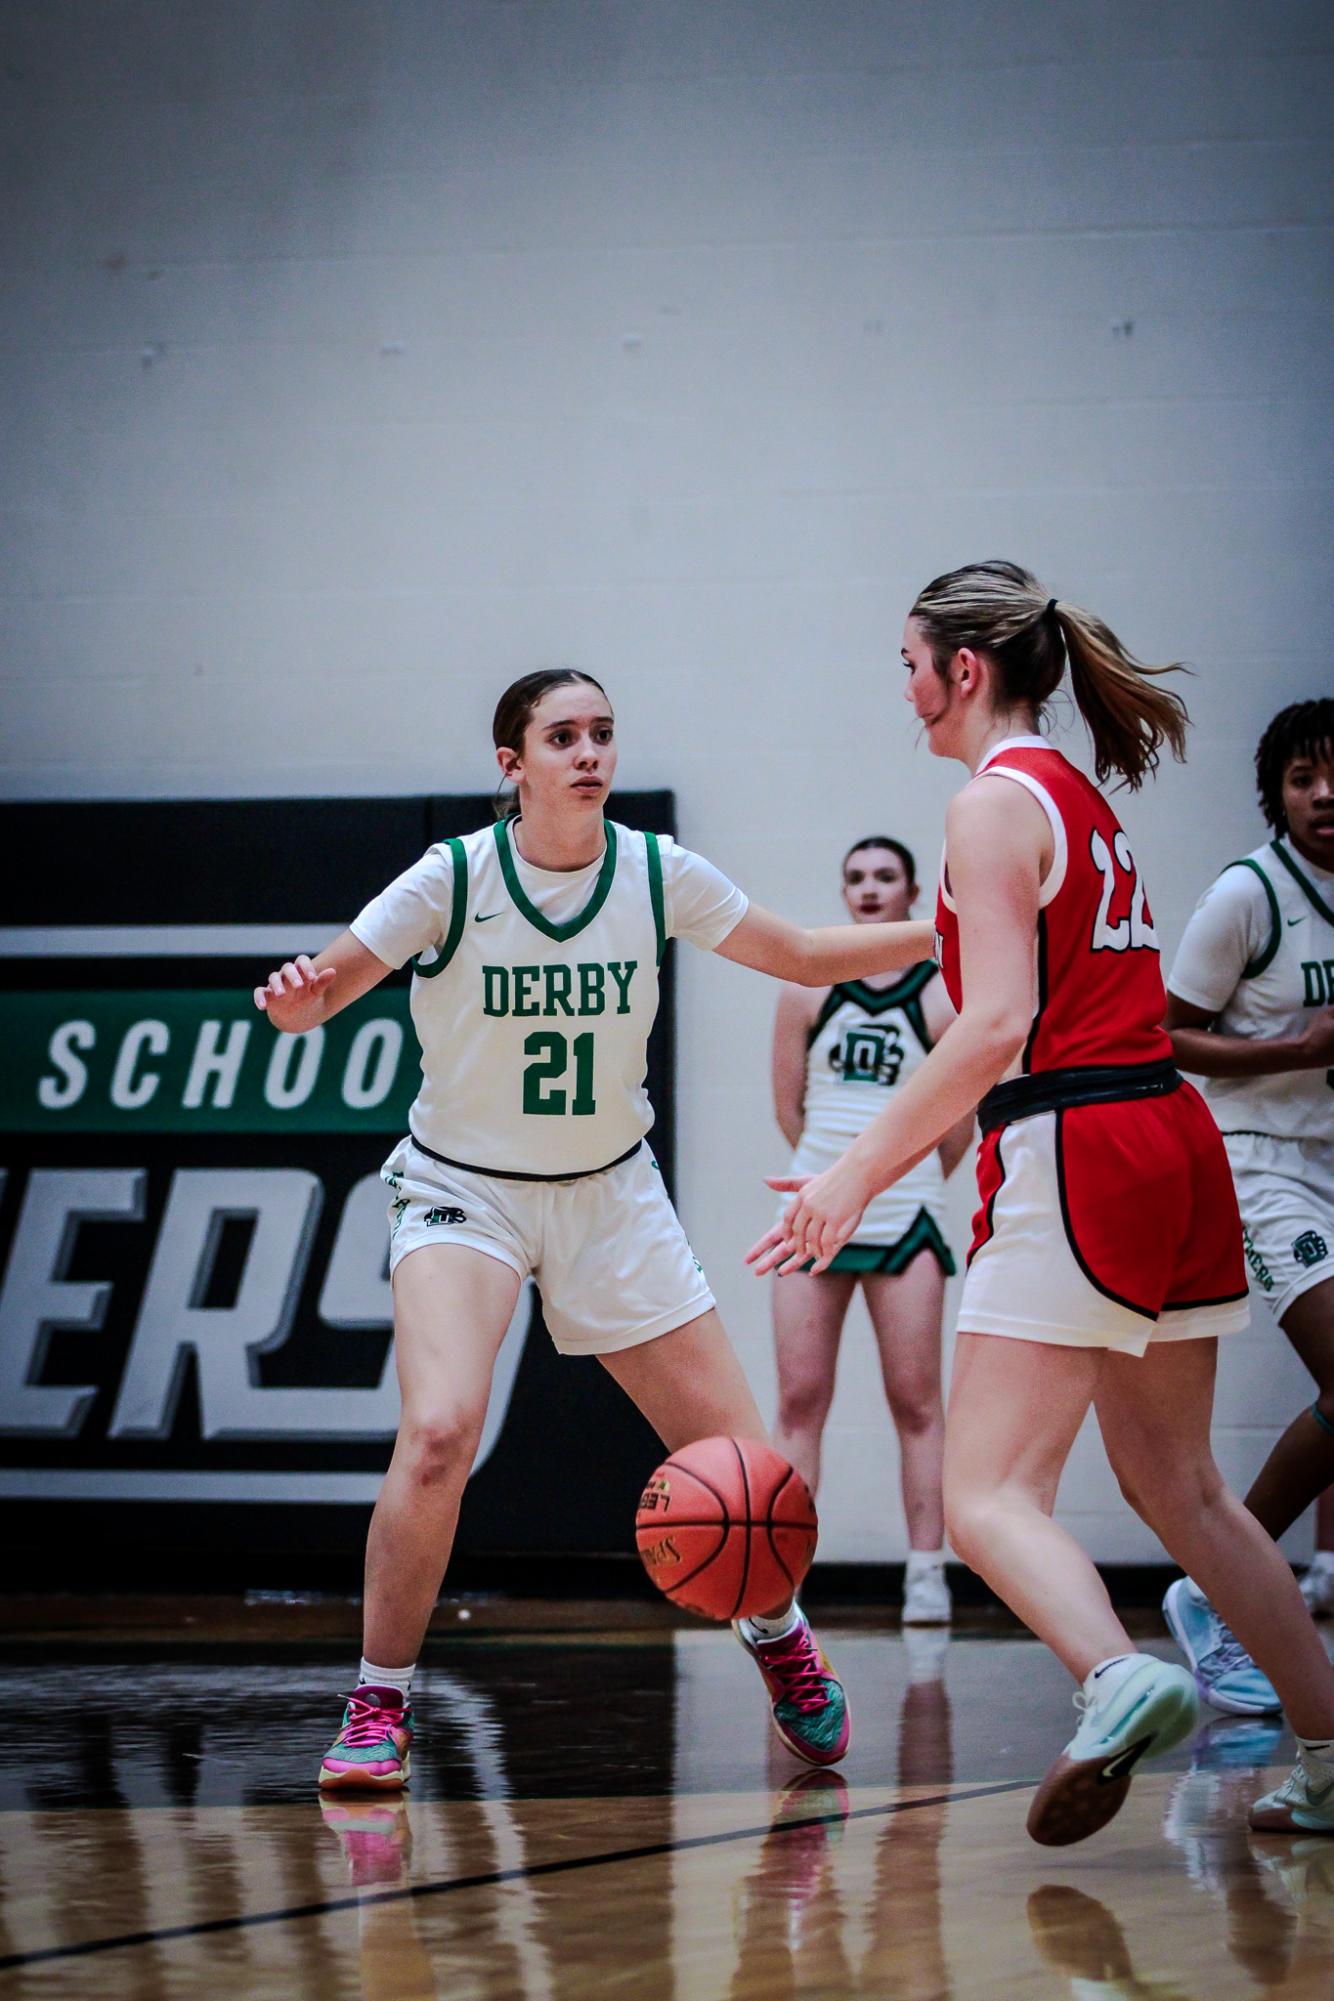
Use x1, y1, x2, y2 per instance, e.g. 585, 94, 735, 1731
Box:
0, 794, 676, 1582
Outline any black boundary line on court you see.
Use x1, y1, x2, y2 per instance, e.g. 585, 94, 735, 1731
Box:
0, 1779, 1036, 1971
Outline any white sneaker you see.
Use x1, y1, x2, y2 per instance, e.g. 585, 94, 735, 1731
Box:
1250, 1747, 1334, 1835
1299, 1556, 1334, 1619
902, 1559, 952, 1626
1027, 1657, 1200, 1847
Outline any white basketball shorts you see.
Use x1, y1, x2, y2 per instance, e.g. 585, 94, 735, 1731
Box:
380, 1136, 715, 1356
1225, 1131, 1334, 1322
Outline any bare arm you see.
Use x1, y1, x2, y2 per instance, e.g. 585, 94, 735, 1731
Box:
771, 984, 816, 1151
921, 966, 975, 1175
837, 785, 1041, 1189
1165, 991, 1334, 1076
253, 931, 392, 1033
937, 1111, 976, 1177
715, 903, 935, 986
750, 780, 1045, 1273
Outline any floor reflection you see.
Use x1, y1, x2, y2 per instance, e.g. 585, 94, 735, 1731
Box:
1027, 1884, 1197, 1998
1160, 1716, 1334, 1995
4, 1629, 1334, 1998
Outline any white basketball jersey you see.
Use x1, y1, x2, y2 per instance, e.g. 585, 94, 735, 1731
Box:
405, 818, 665, 1175
1203, 841, 1334, 1142
797, 965, 945, 1204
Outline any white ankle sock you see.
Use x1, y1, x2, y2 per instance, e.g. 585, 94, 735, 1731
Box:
1298, 1734, 1334, 1764
906, 1548, 945, 1573
741, 1604, 802, 1643
357, 1657, 415, 1702
1082, 1653, 1142, 1703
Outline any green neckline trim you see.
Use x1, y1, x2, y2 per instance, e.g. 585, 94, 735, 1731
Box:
413, 837, 469, 979
493, 817, 619, 942
644, 832, 667, 964
808, 962, 938, 1048
1223, 857, 1281, 979
837, 964, 937, 1014
1271, 838, 1334, 928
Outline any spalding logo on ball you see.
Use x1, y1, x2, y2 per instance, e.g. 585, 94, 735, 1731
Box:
634, 1435, 818, 1621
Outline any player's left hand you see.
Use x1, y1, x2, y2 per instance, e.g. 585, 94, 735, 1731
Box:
745, 1160, 874, 1277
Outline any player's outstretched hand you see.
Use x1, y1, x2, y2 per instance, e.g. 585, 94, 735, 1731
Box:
253, 955, 337, 1032
746, 1161, 871, 1277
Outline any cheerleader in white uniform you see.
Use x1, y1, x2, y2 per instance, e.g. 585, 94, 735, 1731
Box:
770, 837, 971, 1624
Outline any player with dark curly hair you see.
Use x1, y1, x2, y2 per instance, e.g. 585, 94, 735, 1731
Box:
1162, 698, 1334, 1719
1255, 700, 1334, 842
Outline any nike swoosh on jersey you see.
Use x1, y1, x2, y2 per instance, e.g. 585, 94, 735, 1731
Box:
474, 911, 503, 923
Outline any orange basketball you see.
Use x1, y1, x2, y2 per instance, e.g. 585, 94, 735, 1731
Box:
634, 1435, 818, 1621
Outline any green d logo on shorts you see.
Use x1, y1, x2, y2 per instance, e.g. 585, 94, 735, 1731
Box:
1294, 1230, 1330, 1270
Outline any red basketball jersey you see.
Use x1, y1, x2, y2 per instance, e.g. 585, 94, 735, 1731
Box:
934, 735, 1171, 1074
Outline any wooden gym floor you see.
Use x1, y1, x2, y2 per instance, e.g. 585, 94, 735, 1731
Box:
1, 1615, 1332, 1998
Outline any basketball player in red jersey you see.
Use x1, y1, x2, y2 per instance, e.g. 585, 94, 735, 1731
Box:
751, 561, 1334, 1843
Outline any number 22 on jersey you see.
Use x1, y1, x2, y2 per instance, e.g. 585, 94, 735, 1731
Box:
1089, 828, 1159, 953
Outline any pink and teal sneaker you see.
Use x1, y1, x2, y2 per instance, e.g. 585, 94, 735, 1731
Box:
318, 1688, 413, 1792
734, 1614, 851, 1767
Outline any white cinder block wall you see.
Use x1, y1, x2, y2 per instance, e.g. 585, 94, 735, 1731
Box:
3, 1, 1330, 1559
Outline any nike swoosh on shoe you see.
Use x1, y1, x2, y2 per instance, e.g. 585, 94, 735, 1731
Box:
1098, 1736, 1151, 1784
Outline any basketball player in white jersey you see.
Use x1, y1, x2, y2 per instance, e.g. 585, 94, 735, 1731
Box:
253, 669, 937, 1789
771, 836, 971, 1625
1162, 699, 1334, 1713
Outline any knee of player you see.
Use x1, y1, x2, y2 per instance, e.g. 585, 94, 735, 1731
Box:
1113, 1449, 1220, 1522
940, 1483, 993, 1565
400, 1404, 486, 1483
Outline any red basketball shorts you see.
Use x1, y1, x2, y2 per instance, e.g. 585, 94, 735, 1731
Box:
959, 1081, 1250, 1355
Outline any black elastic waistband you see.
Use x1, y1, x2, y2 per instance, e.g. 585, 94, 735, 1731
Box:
408, 1132, 643, 1183
978, 1058, 1181, 1136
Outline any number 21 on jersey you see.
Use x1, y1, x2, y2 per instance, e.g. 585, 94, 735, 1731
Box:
524, 1031, 597, 1116
1089, 828, 1159, 953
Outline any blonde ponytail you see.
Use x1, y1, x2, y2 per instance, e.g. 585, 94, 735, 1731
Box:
910, 560, 1189, 790
1055, 601, 1188, 789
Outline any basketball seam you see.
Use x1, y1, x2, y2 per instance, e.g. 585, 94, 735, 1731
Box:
637, 1517, 763, 1529
648, 1523, 732, 1602
731, 1438, 752, 1622
766, 1465, 798, 1593
660, 1457, 730, 1523
638, 1451, 734, 1611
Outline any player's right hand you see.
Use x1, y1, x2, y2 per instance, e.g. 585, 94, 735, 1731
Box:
253, 954, 337, 1031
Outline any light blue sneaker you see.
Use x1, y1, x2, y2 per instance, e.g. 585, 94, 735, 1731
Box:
1027, 1656, 1200, 1846
1162, 1578, 1281, 1716
1250, 1748, 1334, 1835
